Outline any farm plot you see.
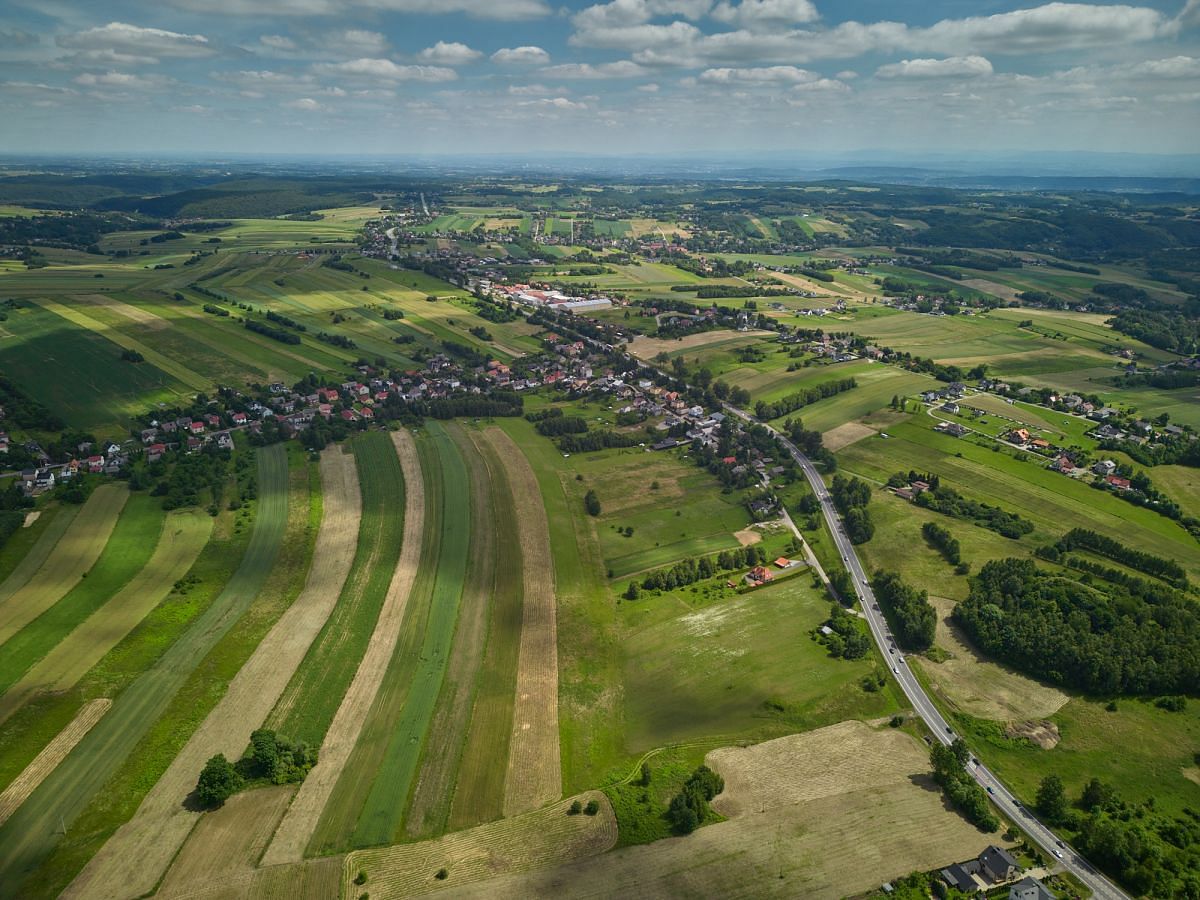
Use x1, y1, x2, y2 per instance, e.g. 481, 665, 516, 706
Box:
446, 430, 524, 832
0, 445, 291, 895
342, 792, 616, 900
487, 427, 562, 818
0, 700, 110, 828
0, 484, 128, 647
338, 422, 472, 851
0, 506, 211, 726
0, 494, 165, 698
628, 328, 772, 361
262, 430, 422, 866
64, 447, 359, 900
458, 722, 994, 899
0, 504, 78, 598
403, 426, 503, 839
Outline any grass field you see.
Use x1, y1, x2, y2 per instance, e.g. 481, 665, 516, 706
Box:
621, 577, 900, 750
0, 445, 292, 898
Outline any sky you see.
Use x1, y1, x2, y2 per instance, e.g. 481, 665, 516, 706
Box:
1, 0, 1199, 159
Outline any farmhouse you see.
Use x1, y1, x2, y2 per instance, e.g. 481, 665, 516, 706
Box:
745, 565, 774, 586
1010, 876, 1056, 900
941, 845, 1022, 892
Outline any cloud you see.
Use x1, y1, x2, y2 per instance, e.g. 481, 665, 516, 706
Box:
164, 0, 551, 19
314, 58, 458, 81
330, 29, 390, 56
284, 96, 323, 110
876, 55, 994, 79
710, 0, 818, 29
57, 22, 214, 64
698, 64, 820, 83
418, 41, 482, 65
574, 0, 713, 31
1123, 55, 1200, 78
541, 60, 647, 78
73, 71, 172, 89
491, 45, 550, 64
507, 82, 563, 95
0, 28, 38, 49
257, 34, 298, 52
519, 96, 587, 109
637, 81, 660, 91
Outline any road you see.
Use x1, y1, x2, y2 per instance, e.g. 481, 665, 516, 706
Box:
720, 403, 1129, 900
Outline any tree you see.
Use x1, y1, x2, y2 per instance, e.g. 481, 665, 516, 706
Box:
584, 489, 601, 516
623, 581, 640, 601
1081, 778, 1115, 811
1037, 774, 1068, 822
196, 754, 243, 808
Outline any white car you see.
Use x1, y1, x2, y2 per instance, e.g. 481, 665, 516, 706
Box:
897, 656, 905, 663
1053, 850, 1064, 860
892, 666, 898, 674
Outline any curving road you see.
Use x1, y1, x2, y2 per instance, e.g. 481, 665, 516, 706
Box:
719, 403, 1129, 900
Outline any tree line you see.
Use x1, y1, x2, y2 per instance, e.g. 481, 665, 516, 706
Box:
627, 544, 769, 597
832, 474, 874, 544
1046, 528, 1188, 588
914, 483, 1034, 540
931, 739, 999, 832
871, 570, 936, 651
754, 377, 856, 421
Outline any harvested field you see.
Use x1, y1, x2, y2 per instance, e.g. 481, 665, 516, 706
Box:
628, 329, 772, 361
486, 427, 562, 817
917, 596, 1068, 722
823, 420, 878, 452
0, 506, 78, 599
403, 425, 497, 839
0, 509, 211, 725
76, 293, 168, 329
447, 432, 523, 831
343, 792, 616, 900
456, 722, 997, 899
0, 700, 110, 828
1006, 720, 1061, 750
64, 447, 360, 900
155, 786, 296, 898
262, 430, 424, 866
0, 484, 127, 647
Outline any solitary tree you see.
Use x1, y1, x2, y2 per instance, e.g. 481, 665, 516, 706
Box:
584, 490, 601, 517
1037, 774, 1068, 822
196, 754, 242, 808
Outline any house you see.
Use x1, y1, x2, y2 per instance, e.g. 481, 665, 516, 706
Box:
1029, 438, 1051, 450
186, 436, 203, 452
205, 413, 222, 428
774, 557, 792, 569
340, 409, 359, 422
87, 455, 105, 473
189, 421, 205, 435
980, 845, 1021, 882
940, 862, 979, 892
1010, 876, 1056, 900
940, 402, 960, 415
1092, 460, 1117, 476
147, 443, 167, 463
745, 565, 774, 585
1106, 475, 1132, 490
1009, 428, 1031, 444
911, 480, 931, 494
232, 412, 248, 426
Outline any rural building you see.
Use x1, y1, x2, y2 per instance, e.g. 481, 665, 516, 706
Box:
745, 566, 774, 586
980, 845, 1021, 881
941, 845, 1022, 891
1010, 876, 1056, 900
1093, 460, 1117, 475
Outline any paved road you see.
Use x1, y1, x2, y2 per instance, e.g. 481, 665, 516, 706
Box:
721, 403, 1129, 900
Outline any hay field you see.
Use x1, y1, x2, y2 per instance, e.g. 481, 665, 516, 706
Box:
0, 700, 110, 828
262, 430, 424, 866
0, 508, 211, 725
342, 792, 616, 900
822, 420, 878, 452
0, 484, 127, 646
487, 427, 562, 817
454, 723, 996, 899
916, 596, 1069, 723
0, 504, 78, 600
64, 447, 359, 900
628, 329, 773, 361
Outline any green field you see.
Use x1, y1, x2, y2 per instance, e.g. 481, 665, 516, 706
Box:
0, 444, 291, 895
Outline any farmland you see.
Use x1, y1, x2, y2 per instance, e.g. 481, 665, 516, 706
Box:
0, 171, 1198, 900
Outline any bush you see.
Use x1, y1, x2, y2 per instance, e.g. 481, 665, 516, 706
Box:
354, 871, 367, 885
196, 754, 242, 808
584, 799, 600, 816
568, 800, 582, 815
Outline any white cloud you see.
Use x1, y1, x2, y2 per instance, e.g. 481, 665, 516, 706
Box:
1123, 56, 1200, 78
57, 22, 214, 64
876, 55, 994, 79
699, 64, 819, 83
491, 45, 551, 64
710, 0, 818, 29
574, 0, 713, 31
331, 29, 390, 56
637, 81, 660, 91
314, 58, 458, 81
418, 41, 482, 65
284, 96, 323, 110
519, 96, 587, 109
73, 71, 172, 89
165, 0, 551, 19
541, 60, 647, 78
507, 82, 563, 95
0, 29, 38, 49
258, 34, 298, 52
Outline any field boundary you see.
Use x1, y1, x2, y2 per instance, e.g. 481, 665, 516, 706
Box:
0, 699, 111, 828
262, 429, 424, 866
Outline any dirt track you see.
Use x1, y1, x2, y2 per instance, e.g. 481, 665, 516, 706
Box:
62, 448, 361, 900
485, 428, 562, 817
261, 430, 425, 866
0, 699, 111, 827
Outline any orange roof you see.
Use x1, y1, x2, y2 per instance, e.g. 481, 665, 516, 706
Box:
774, 557, 792, 568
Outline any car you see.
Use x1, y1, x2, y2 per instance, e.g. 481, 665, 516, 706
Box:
986, 786, 994, 795
897, 656, 905, 663
972, 757, 979, 766
888, 647, 895, 655
1056, 840, 1065, 848
1053, 850, 1064, 860
945, 726, 953, 734
861, 577, 867, 585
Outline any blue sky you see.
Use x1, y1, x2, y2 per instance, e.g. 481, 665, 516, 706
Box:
0, 0, 1198, 156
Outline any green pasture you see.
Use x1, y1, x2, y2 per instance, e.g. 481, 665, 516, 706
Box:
0, 504, 76, 599
835, 416, 1200, 580
0, 494, 165, 697
621, 576, 900, 751
0, 444, 291, 895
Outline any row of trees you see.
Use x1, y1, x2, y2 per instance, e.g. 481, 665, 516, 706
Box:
666, 765, 725, 835
930, 739, 999, 832
954, 557, 1199, 695
627, 544, 769, 596
753, 377, 856, 421
832, 474, 874, 544
871, 571, 936, 651
196, 729, 317, 809
1050, 528, 1188, 588
921, 521, 962, 566
914, 484, 1034, 539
